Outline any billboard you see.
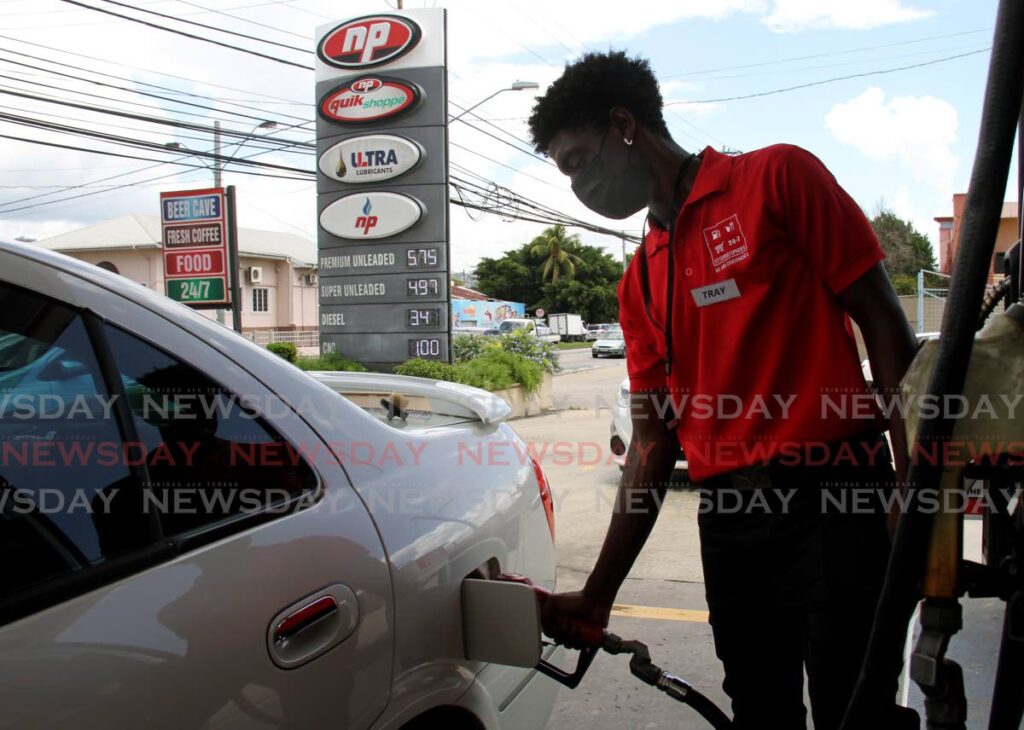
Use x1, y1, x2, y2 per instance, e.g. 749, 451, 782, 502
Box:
315, 8, 449, 372
451, 299, 525, 328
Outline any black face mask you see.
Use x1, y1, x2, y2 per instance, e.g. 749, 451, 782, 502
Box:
570, 129, 648, 220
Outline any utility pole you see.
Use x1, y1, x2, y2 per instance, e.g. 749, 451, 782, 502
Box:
213, 120, 222, 189
622, 235, 627, 272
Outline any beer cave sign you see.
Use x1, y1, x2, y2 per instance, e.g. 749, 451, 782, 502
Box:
160, 187, 230, 306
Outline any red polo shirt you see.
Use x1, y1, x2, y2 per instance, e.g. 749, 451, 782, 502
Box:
618, 144, 884, 481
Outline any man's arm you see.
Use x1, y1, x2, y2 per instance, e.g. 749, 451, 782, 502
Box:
541, 390, 679, 645
836, 262, 919, 482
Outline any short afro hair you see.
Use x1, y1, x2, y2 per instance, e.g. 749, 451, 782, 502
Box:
528, 50, 670, 154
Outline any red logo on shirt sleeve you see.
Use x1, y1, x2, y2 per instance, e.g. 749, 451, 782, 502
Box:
703, 214, 750, 272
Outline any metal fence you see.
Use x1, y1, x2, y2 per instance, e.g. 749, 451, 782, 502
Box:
913, 269, 1011, 335
243, 329, 319, 348
916, 270, 950, 334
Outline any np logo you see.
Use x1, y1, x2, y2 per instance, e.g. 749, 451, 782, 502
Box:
702, 214, 750, 273
318, 14, 422, 69
318, 76, 420, 124
318, 134, 424, 184
351, 78, 382, 93
320, 191, 423, 241
355, 198, 378, 236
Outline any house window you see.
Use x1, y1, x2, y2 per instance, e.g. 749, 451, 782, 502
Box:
252, 287, 269, 313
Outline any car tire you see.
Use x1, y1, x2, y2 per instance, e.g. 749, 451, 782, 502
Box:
592, 353, 598, 358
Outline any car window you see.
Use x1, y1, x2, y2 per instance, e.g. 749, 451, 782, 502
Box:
103, 324, 317, 538
0, 284, 146, 598
603, 332, 624, 340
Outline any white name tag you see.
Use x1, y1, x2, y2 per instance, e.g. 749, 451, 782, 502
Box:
690, 278, 741, 307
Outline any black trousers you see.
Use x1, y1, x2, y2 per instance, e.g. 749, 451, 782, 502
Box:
696, 437, 918, 730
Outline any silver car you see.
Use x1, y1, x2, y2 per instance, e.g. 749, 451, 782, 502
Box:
610, 377, 688, 475
591, 330, 625, 358
0, 242, 561, 729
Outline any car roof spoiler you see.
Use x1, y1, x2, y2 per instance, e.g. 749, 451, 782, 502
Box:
310, 371, 512, 424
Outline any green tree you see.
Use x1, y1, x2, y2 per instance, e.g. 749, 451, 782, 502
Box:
529, 225, 584, 284
870, 208, 938, 291
473, 229, 624, 323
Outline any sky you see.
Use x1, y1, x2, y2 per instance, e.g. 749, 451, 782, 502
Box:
0, 0, 1017, 275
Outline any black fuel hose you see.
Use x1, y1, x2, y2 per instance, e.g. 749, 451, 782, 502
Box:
978, 276, 1013, 329
603, 633, 733, 729
840, 1, 1024, 727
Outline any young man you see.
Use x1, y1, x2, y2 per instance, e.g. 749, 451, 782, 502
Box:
529, 51, 920, 730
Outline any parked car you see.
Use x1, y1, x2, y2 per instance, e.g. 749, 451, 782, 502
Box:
591, 329, 626, 358
496, 318, 536, 334
610, 377, 688, 474
0, 241, 562, 729
535, 324, 561, 344
584, 323, 616, 341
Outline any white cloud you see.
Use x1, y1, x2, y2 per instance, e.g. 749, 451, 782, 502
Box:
762, 0, 934, 32
825, 86, 958, 193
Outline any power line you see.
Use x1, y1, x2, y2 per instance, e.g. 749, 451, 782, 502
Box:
169, 0, 310, 41
0, 54, 307, 128
449, 103, 555, 167
57, 0, 314, 71
661, 27, 992, 78
0, 111, 314, 175
668, 48, 990, 105
0, 85, 315, 150
93, 0, 310, 54
0, 45, 312, 123
0, 119, 313, 211
0, 33, 311, 107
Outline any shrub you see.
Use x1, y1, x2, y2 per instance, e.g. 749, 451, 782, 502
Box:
296, 352, 367, 372
464, 348, 544, 393
394, 350, 544, 394
454, 355, 518, 391
497, 329, 559, 373
266, 341, 297, 363
393, 358, 457, 381
452, 332, 489, 363
891, 273, 918, 295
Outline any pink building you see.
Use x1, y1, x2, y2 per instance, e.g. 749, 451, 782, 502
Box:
935, 195, 1019, 281
34, 214, 318, 338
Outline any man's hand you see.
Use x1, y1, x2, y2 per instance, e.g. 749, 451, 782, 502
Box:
544, 388, 679, 644
540, 590, 611, 648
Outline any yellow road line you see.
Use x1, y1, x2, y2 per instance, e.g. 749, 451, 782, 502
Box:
610, 604, 709, 623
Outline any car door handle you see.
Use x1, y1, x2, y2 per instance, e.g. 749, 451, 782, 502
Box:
267, 584, 359, 669
273, 596, 339, 644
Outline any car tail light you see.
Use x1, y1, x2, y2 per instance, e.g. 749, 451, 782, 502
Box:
531, 456, 556, 542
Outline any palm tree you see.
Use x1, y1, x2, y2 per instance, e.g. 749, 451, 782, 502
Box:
530, 225, 583, 284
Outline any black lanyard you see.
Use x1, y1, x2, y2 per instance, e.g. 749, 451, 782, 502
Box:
637, 154, 696, 376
